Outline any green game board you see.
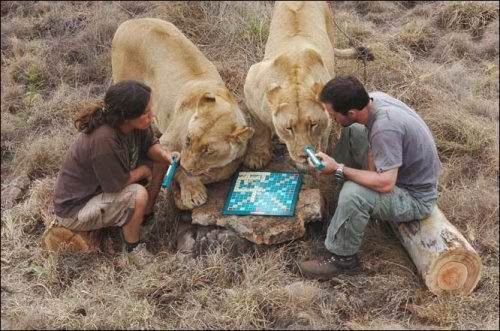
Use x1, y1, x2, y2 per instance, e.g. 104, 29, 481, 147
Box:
223, 171, 302, 216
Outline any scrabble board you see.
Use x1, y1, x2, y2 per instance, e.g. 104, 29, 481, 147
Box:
223, 171, 302, 216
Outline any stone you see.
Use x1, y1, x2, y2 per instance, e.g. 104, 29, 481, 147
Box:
11, 175, 31, 191
194, 227, 253, 256
284, 281, 323, 300
1, 186, 22, 209
187, 141, 323, 247
176, 231, 196, 254
1, 175, 30, 209
191, 180, 322, 245
41, 225, 102, 253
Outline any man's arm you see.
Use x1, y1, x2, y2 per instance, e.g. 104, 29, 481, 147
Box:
314, 151, 398, 193
125, 165, 152, 186
147, 143, 178, 164
123, 143, 179, 187
342, 166, 398, 193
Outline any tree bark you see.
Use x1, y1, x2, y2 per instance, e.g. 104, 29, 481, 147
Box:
388, 206, 482, 295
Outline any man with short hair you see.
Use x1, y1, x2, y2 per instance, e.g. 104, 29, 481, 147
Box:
298, 75, 442, 279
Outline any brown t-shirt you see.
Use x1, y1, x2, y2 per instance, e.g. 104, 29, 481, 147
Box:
53, 124, 158, 218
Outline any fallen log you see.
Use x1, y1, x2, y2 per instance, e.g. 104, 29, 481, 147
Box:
388, 206, 482, 295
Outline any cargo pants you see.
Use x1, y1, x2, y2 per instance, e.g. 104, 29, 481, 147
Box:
325, 123, 437, 256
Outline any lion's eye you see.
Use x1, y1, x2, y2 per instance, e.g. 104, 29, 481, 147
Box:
286, 126, 293, 132
310, 122, 318, 129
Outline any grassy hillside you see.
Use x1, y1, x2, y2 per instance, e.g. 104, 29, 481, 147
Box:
1, 1, 498, 329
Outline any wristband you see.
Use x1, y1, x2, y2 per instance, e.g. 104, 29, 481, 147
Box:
334, 163, 345, 180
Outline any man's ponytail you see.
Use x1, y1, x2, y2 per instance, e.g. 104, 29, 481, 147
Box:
74, 100, 106, 134
74, 80, 151, 134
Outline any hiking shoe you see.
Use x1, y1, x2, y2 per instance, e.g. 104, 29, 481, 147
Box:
297, 253, 361, 280
123, 243, 155, 268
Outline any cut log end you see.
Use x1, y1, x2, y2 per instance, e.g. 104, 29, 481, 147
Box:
429, 250, 482, 295
437, 261, 467, 291
390, 206, 483, 296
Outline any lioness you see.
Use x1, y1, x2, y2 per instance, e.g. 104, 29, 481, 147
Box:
112, 18, 254, 209
244, 1, 372, 170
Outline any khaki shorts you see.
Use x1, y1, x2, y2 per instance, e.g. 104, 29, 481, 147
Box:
58, 184, 142, 232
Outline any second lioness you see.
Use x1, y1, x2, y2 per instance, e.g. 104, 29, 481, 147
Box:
244, 1, 373, 170
112, 18, 254, 209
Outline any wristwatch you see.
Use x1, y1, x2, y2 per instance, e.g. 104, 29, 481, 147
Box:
334, 163, 345, 180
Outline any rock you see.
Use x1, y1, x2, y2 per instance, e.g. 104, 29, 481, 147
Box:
41, 225, 102, 253
176, 231, 196, 254
194, 227, 253, 256
1, 186, 22, 209
1, 175, 30, 209
188, 145, 323, 246
11, 175, 31, 190
284, 281, 322, 300
191, 180, 322, 245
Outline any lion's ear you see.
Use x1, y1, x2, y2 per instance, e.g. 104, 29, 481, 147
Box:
266, 83, 281, 110
198, 92, 216, 107
195, 92, 217, 115
311, 82, 324, 101
176, 91, 215, 113
228, 125, 255, 144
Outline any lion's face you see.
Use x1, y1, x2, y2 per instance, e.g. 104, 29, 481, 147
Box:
179, 92, 254, 176
267, 82, 331, 169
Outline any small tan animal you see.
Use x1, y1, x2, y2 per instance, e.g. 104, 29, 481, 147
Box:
244, 1, 373, 170
112, 18, 254, 209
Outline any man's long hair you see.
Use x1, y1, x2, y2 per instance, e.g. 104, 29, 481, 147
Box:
74, 80, 152, 134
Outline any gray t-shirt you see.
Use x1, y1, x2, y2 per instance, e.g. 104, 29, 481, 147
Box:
366, 91, 442, 202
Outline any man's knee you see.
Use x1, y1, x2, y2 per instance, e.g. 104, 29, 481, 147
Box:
338, 181, 370, 207
128, 183, 148, 209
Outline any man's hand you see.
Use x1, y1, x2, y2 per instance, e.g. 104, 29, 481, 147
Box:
167, 151, 180, 164
308, 151, 338, 175
147, 143, 180, 165
127, 164, 152, 185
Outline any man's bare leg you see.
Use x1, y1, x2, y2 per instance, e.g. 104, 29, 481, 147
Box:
145, 160, 169, 215
121, 185, 148, 244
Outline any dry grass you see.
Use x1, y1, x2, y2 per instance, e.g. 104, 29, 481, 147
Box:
1, 1, 498, 330
397, 18, 437, 55
434, 1, 498, 37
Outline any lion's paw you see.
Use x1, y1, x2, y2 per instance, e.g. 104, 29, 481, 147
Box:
176, 181, 208, 210
173, 187, 187, 210
243, 149, 272, 169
